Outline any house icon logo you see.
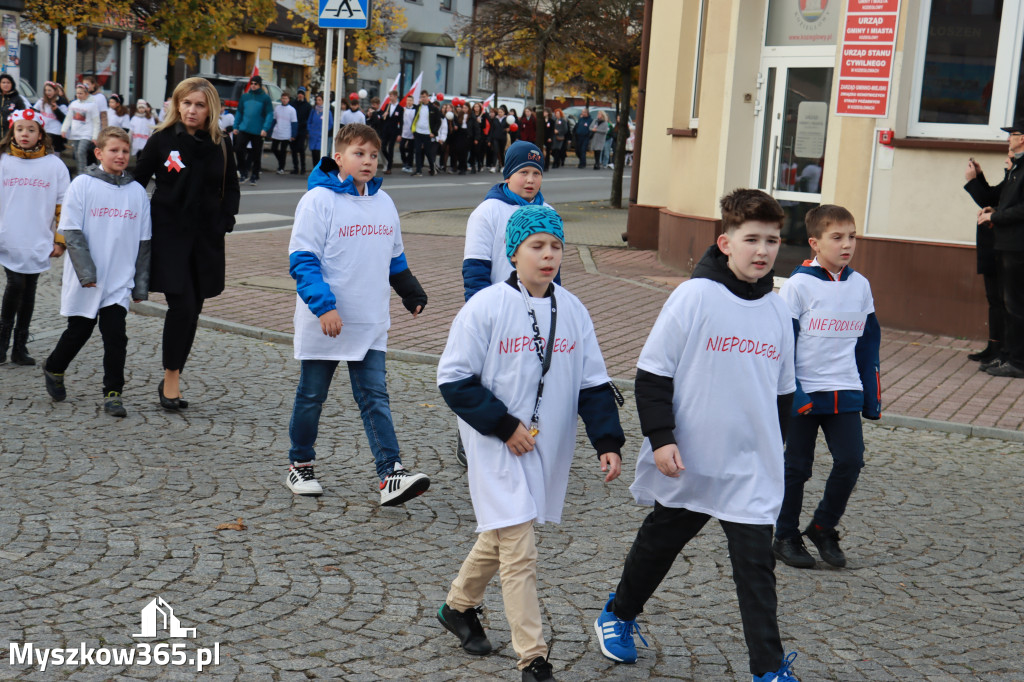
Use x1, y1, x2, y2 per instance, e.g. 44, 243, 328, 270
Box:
132, 597, 196, 638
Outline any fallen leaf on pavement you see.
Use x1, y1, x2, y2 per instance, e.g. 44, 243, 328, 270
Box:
216, 518, 246, 531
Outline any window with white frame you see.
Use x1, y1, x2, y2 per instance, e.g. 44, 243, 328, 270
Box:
908, 0, 1024, 140
478, 57, 494, 90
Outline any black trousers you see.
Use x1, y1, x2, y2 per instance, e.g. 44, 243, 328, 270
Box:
490, 138, 506, 170
982, 270, 1005, 345
451, 135, 468, 172
45, 305, 128, 394
310, 148, 322, 170
999, 250, 1024, 368
612, 503, 784, 676
575, 135, 589, 166
291, 132, 308, 172
381, 133, 398, 171
163, 278, 205, 372
2, 268, 39, 329
413, 133, 436, 173
400, 137, 414, 167
271, 138, 290, 171
234, 131, 264, 180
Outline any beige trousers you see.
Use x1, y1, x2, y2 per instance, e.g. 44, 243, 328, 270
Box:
446, 520, 547, 669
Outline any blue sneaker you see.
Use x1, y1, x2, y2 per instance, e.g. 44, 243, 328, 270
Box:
753, 652, 800, 681
593, 593, 647, 663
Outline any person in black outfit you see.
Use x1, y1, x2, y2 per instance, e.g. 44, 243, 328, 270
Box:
0, 74, 29, 135
965, 118, 1024, 378
488, 106, 507, 173
411, 90, 441, 177
378, 90, 403, 174
134, 77, 241, 408
290, 86, 313, 175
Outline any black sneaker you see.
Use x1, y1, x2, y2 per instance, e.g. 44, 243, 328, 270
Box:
437, 603, 492, 655
44, 368, 66, 401
104, 391, 127, 418
522, 656, 555, 682
979, 356, 1003, 372
773, 536, 816, 568
803, 523, 846, 567
986, 360, 1024, 378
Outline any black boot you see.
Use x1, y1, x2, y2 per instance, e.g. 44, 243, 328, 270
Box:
0, 320, 12, 363
10, 328, 35, 365
968, 341, 1000, 362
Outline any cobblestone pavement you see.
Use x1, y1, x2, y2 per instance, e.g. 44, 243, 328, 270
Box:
2, 301, 1023, 679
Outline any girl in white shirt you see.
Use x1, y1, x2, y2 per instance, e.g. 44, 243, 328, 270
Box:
61, 84, 100, 175
0, 109, 71, 365
128, 99, 157, 158
32, 81, 69, 154
106, 94, 131, 129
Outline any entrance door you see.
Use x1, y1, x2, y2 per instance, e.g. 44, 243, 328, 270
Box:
752, 59, 833, 247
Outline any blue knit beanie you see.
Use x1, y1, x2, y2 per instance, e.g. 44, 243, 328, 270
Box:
506, 205, 564, 264
503, 140, 544, 179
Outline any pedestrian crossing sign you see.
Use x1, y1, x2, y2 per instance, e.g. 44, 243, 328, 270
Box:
318, 0, 370, 28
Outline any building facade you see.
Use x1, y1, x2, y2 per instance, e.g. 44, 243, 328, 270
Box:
628, 0, 1024, 339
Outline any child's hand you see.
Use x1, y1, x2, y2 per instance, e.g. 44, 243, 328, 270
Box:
599, 452, 621, 482
319, 309, 342, 337
505, 423, 536, 456
50, 244, 66, 258
410, 304, 422, 318
653, 444, 684, 478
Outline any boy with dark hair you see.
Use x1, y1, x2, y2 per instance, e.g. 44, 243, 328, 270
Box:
285, 123, 430, 503
593, 189, 802, 681
438, 204, 624, 682
43, 127, 151, 417
772, 204, 880, 569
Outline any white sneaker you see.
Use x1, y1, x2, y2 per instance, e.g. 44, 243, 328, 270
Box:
276, 169, 285, 175
286, 462, 323, 496
379, 463, 430, 506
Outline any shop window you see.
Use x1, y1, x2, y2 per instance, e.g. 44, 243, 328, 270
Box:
908, 0, 1024, 140
401, 49, 418, 95
436, 55, 451, 94
77, 35, 121, 93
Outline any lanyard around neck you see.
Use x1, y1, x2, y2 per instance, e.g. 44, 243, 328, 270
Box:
517, 279, 556, 436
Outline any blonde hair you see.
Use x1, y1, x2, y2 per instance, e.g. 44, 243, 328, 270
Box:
96, 126, 131, 149
155, 77, 222, 144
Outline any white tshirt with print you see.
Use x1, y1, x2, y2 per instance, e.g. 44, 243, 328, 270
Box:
58, 174, 151, 318
289, 186, 404, 361
464, 196, 553, 288
437, 281, 612, 532
0, 154, 70, 274
629, 278, 796, 525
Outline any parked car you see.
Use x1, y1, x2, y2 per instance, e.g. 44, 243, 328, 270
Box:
197, 73, 283, 110
19, 79, 37, 103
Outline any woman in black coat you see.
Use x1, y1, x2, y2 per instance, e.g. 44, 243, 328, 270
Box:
135, 77, 240, 409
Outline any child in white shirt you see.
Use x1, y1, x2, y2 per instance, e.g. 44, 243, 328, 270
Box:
128, 99, 157, 158
271, 92, 297, 174
61, 84, 100, 175
42, 127, 151, 418
437, 204, 624, 682
285, 123, 430, 504
593, 189, 803, 682
0, 109, 71, 365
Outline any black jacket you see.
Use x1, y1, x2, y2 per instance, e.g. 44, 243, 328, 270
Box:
964, 170, 999, 273
964, 153, 1024, 251
380, 102, 404, 139
411, 103, 441, 136
0, 89, 28, 133
292, 98, 313, 135
134, 124, 241, 298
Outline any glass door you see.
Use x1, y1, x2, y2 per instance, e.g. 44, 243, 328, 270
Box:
753, 59, 833, 245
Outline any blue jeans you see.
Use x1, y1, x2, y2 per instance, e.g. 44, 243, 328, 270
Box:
775, 411, 865, 539
288, 351, 401, 479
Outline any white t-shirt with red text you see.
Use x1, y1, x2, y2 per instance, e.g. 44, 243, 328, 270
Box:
0, 154, 70, 274
58, 174, 151, 318
289, 186, 404, 361
630, 278, 796, 525
437, 281, 611, 532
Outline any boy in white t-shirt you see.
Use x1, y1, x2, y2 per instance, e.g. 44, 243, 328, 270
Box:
285, 123, 430, 504
772, 205, 880, 570
436, 205, 624, 682
271, 92, 297, 174
42, 127, 151, 418
593, 189, 803, 682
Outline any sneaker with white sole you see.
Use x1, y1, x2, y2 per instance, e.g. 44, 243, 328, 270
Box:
594, 592, 647, 663
379, 463, 430, 506
286, 462, 323, 496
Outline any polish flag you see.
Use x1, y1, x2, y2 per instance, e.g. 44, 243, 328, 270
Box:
380, 73, 401, 111
398, 72, 423, 108
242, 63, 260, 93
481, 93, 495, 109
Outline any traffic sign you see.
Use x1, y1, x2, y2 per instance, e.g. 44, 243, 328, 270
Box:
318, 0, 369, 29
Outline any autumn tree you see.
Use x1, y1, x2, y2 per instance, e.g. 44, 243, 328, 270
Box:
458, 0, 597, 106
25, 0, 277, 67
574, 0, 643, 208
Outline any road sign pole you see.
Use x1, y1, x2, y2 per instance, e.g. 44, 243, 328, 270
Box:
331, 28, 346, 157
320, 28, 333, 165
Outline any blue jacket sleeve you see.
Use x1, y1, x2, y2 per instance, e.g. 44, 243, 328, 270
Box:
462, 258, 493, 301
578, 384, 625, 457
262, 98, 274, 133
290, 121, 298, 137
791, 318, 813, 415
389, 252, 409, 275
439, 376, 521, 441
856, 312, 882, 419
289, 251, 337, 317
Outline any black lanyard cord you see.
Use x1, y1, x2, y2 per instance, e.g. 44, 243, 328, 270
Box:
518, 281, 556, 436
